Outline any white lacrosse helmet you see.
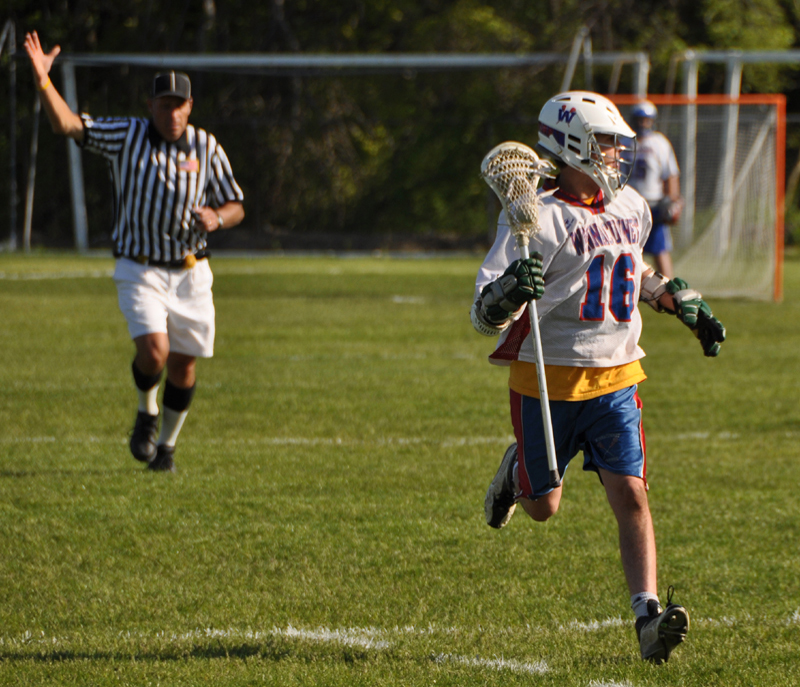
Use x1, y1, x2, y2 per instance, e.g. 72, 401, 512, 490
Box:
537, 90, 636, 201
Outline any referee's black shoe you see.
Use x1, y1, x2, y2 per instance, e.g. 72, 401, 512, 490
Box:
148, 445, 176, 473
130, 411, 159, 463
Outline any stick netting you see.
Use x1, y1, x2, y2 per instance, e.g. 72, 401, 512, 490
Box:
480, 142, 555, 246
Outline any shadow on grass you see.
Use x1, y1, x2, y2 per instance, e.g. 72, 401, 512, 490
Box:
0, 638, 378, 665
0, 467, 135, 479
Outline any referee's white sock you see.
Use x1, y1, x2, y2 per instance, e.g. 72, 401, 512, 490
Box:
158, 407, 189, 448
138, 386, 160, 416
158, 380, 196, 448
132, 361, 161, 416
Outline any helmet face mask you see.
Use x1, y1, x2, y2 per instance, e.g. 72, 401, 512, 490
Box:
538, 91, 636, 200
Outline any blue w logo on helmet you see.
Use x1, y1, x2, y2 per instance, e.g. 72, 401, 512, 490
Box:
557, 106, 578, 124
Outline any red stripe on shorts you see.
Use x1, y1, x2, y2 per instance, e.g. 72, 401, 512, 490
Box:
509, 389, 530, 497
634, 389, 648, 489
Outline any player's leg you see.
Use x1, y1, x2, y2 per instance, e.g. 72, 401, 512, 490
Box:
515, 391, 579, 522
134, 331, 170, 375
519, 485, 562, 521
148, 352, 196, 473
165, 351, 196, 387
601, 470, 687, 662
114, 258, 172, 463
599, 470, 657, 595
484, 442, 563, 526
148, 260, 215, 472
582, 386, 688, 663
129, 333, 170, 461
485, 390, 577, 528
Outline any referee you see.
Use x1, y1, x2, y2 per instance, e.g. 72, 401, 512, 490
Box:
25, 31, 245, 473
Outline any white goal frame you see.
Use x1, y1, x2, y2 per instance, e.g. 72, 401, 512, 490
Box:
612, 94, 786, 302
27, 49, 649, 253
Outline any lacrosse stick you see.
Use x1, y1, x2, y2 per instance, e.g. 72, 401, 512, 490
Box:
480, 141, 561, 488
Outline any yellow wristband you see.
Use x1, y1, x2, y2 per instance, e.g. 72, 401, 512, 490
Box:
39, 77, 51, 91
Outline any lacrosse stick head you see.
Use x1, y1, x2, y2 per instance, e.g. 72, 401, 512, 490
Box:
480, 141, 557, 248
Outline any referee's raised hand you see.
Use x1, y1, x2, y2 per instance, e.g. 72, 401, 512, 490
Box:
24, 30, 84, 141
24, 31, 59, 88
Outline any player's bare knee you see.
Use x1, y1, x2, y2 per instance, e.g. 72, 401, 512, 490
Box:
604, 476, 650, 518
520, 492, 561, 521
136, 347, 167, 373
134, 334, 169, 371
166, 353, 197, 388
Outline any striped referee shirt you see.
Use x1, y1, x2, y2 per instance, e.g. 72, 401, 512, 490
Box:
80, 115, 244, 262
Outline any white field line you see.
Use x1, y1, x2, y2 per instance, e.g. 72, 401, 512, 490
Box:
0, 608, 800, 668
271, 625, 390, 650
0, 432, 752, 448
2, 431, 755, 447
1, 625, 543, 675
0, 269, 114, 280
433, 653, 548, 675
671, 431, 740, 441
391, 295, 425, 304
561, 617, 626, 631
0, 435, 516, 448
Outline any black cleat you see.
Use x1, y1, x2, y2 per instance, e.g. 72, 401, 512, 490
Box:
147, 444, 176, 473
129, 411, 159, 463
636, 591, 689, 664
484, 443, 518, 528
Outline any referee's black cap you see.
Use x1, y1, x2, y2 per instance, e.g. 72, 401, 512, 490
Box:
151, 71, 191, 100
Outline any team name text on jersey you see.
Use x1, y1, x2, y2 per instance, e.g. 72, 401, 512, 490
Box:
570, 218, 641, 255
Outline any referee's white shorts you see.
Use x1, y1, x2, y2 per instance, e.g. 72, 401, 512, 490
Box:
113, 257, 215, 358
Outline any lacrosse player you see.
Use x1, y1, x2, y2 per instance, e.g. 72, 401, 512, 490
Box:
472, 91, 725, 663
627, 100, 682, 278
25, 31, 245, 473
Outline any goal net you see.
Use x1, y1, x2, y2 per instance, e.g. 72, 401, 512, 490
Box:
613, 94, 785, 301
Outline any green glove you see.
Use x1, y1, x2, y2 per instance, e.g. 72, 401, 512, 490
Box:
666, 278, 727, 357
480, 254, 545, 324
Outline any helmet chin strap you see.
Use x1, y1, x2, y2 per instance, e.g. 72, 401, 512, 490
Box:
587, 164, 621, 201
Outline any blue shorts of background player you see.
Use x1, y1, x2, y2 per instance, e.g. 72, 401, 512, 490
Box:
644, 202, 674, 256
644, 223, 673, 257
510, 385, 647, 499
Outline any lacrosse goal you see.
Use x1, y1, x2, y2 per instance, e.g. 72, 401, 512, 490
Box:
612, 94, 785, 301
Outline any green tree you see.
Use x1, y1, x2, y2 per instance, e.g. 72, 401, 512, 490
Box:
3, 0, 800, 248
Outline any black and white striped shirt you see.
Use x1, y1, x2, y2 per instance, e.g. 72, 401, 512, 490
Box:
80, 115, 244, 262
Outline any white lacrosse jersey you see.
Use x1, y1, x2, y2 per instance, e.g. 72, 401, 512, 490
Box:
628, 130, 679, 203
475, 185, 653, 369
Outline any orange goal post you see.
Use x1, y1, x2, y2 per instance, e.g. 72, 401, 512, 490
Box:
611, 94, 786, 301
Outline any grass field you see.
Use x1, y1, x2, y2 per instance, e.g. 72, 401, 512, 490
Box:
1, 250, 799, 686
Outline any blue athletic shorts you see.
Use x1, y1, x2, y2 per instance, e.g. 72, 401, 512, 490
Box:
510, 385, 647, 499
643, 222, 673, 256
